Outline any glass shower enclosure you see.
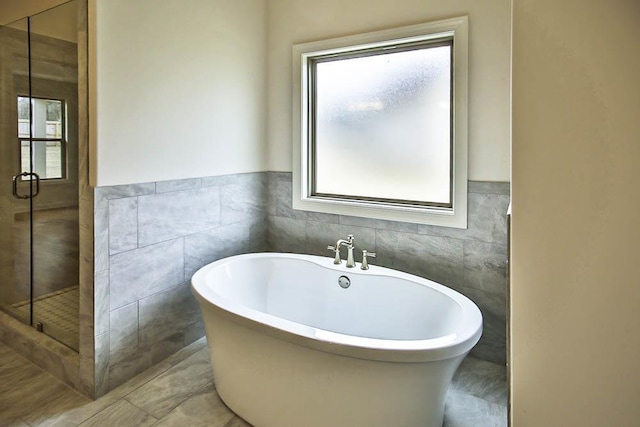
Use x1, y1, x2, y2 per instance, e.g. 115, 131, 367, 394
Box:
0, 1, 80, 351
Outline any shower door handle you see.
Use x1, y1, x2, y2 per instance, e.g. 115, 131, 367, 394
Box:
12, 172, 40, 199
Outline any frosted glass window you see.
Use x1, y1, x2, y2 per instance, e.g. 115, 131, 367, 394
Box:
293, 17, 468, 228
310, 41, 452, 207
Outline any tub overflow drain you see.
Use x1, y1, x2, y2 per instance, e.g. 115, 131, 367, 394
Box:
338, 275, 351, 289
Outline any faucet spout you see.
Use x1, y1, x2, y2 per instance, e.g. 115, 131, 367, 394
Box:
337, 235, 355, 268
327, 234, 356, 267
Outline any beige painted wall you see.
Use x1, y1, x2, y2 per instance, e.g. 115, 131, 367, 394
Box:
511, 0, 640, 425
92, 0, 267, 186
0, 0, 77, 42
267, 0, 511, 182
0, 0, 68, 25
29, 1, 78, 42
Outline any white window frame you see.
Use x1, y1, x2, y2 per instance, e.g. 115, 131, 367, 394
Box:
18, 95, 67, 181
292, 16, 468, 228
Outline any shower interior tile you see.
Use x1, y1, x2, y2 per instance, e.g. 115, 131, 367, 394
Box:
11, 286, 79, 350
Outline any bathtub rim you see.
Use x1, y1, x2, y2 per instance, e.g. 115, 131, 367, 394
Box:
191, 252, 482, 363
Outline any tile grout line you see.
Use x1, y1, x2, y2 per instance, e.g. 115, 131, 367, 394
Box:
116, 338, 208, 400
70, 340, 208, 425
121, 347, 212, 420
122, 398, 159, 423
151, 378, 215, 423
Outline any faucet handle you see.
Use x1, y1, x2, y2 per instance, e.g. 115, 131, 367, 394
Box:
361, 250, 376, 270
327, 245, 341, 264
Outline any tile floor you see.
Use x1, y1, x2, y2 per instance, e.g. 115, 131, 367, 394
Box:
0, 338, 507, 426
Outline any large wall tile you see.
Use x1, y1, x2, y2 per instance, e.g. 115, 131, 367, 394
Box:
94, 269, 109, 337
138, 187, 221, 247
306, 221, 376, 259
466, 193, 510, 244
268, 216, 307, 253
418, 192, 509, 244
109, 239, 184, 310
468, 181, 510, 195
94, 207, 109, 236
155, 178, 201, 194
148, 331, 187, 366
220, 180, 266, 225
95, 183, 156, 210
94, 208, 109, 272
109, 351, 152, 390
339, 215, 388, 231
183, 320, 205, 346
138, 282, 201, 350
237, 172, 268, 183
95, 233, 109, 273
267, 171, 292, 182
464, 241, 507, 294
458, 286, 507, 365
417, 222, 468, 240
383, 220, 419, 233
95, 173, 274, 394
307, 211, 340, 224
96, 171, 509, 395
109, 302, 139, 366
267, 176, 278, 216
184, 223, 250, 278
201, 174, 238, 188
95, 332, 110, 397
108, 198, 138, 254
276, 180, 307, 220
249, 216, 268, 253
376, 229, 464, 288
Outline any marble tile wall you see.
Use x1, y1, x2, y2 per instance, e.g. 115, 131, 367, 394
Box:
93, 173, 267, 395
95, 171, 508, 395
266, 172, 510, 364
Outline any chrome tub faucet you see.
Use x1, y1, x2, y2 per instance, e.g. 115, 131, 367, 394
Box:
361, 249, 376, 270
327, 234, 356, 268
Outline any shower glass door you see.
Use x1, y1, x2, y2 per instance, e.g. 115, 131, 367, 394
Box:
30, 1, 80, 351
0, 1, 80, 351
0, 17, 32, 326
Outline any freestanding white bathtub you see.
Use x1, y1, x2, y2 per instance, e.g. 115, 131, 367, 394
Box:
191, 252, 482, 427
